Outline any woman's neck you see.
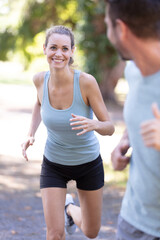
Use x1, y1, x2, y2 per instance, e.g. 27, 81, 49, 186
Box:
49, 66, 74, 87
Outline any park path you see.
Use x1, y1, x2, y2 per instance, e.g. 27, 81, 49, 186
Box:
0, 84, 125, 240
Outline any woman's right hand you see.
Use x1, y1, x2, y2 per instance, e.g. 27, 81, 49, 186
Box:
21, 136, 35, 161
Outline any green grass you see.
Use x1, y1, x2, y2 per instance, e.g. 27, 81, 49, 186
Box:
0, 70, 33, 85
103, 162, 129, 188
0, 61, 35, 85
0, 77, 32, 85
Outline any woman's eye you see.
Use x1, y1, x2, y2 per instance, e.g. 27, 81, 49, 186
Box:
51, 46, 56, 50
63, 47, 68, 51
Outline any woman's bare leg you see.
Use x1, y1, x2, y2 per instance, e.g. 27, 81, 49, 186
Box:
41, 188, 67, 240
67, 187, 103, 239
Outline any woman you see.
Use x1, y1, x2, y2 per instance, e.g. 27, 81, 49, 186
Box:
21, 25, 114, 240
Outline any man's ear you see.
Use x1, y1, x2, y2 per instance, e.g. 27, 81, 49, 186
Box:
43, 44, 46, 55
115, 19, 128, 41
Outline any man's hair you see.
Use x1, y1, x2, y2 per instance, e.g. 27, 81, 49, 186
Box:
106, 0, 160, 39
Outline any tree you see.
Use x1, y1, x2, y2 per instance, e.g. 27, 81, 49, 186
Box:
77, 0, 125, 102
0, 0, 80, 67
0, 0, 124, 101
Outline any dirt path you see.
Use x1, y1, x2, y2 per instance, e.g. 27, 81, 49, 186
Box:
0, 155, 124, 240
0, 84, 125, 240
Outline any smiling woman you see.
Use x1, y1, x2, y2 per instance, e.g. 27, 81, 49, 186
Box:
21, 25, 115, 240
44, 25, 75, 66
43, 33, 74, 69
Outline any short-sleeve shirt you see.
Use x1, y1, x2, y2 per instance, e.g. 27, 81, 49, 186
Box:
121, 61, 160, 237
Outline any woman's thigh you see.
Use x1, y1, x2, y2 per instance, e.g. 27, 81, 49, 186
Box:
78, 187, 103, 231
41, 188, 67, 231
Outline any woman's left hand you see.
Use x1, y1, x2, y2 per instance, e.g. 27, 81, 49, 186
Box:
70, 113, 97, 136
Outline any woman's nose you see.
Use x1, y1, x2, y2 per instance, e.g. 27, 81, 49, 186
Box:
55, 49, 62, 56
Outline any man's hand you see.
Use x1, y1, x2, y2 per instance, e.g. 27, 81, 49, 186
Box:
140, 103, 160, 151
111, 131, 131, 171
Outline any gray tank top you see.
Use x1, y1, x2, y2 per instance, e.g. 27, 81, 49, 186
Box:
41, 69, 100, 165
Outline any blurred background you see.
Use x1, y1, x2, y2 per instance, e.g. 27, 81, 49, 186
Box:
0, 0, 129, 181
0, 0, 126, 101
0, 0, 129, 239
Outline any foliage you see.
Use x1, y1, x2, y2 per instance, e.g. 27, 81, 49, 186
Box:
0, 0, 80, 67
0, 0, 118, 83
103, 162, 128, 188
77, 0, 118, 82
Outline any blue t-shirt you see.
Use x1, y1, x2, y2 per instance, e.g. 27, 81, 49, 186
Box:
41, 69, 100, 165
122, 61, 160, 237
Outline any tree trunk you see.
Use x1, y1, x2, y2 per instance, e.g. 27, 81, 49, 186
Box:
99, 60, 126, 102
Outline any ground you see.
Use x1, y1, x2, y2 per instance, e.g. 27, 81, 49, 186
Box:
0, 84, 126, 240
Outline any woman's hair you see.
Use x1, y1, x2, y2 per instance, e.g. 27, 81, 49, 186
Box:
44, 25, 75, 65
106, 0, 160, 40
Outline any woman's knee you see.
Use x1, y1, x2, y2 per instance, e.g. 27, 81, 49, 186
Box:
83, 226, 100, 239
47, 228, 65, 240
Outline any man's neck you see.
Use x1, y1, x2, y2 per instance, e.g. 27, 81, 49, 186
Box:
129, 38, 160, 76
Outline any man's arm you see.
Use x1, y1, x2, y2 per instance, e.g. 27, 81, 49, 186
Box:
111, 129, 131, 171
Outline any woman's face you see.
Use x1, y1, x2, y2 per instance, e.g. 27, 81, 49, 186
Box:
44, 33, 74, 69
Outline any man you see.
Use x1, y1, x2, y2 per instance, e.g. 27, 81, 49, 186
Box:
104, 0, 160, 239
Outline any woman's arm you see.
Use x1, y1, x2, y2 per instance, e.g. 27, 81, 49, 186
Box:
21, 72, 45, 161
27, 98, 42, 138
21, 98, 41, 161
70, 73, 115, 136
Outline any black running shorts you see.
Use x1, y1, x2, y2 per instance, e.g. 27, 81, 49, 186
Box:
40, 155, 104, 191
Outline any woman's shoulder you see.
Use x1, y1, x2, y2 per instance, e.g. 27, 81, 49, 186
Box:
33, 71, 47, 88
79, 71, 97, 87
